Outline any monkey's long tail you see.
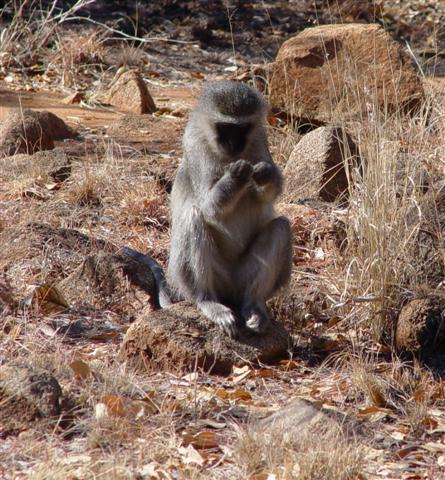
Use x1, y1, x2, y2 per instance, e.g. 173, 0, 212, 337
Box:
120, 246, 173, 309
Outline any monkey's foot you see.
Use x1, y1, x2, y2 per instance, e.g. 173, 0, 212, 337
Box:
243, 304, 270, 334
197, 300, 238, 338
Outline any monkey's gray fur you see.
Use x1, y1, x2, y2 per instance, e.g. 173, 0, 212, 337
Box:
168, 80, 292, 337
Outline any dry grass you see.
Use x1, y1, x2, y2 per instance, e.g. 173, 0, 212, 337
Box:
236, 421, 364, 480
0, 0, 96, 69
2, 4, 445, 479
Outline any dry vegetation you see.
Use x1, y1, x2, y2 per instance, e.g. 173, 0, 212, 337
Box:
2, 1, 445, 479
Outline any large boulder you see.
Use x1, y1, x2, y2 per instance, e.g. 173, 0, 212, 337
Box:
0, 109, 76, 156
270, 24, 423, 123
119, 302, 292, 374
105, 70, 156, 115
284, 126, 359, 202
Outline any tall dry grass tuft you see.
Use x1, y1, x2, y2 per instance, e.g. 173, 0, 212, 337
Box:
267, 30, 443, 344
343, 104, 431, 341
302, 32, 443, 342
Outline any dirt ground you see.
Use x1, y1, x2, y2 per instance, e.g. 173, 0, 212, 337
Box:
2, 1, 445, 479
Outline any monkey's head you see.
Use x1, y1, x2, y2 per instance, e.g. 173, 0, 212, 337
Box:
197, 81, 267, 158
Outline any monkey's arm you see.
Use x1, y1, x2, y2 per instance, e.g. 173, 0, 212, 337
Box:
251, 160, 283, 203
199, 159, 252, 221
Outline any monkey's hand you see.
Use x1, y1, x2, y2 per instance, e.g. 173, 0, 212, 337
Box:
228, 159, 253, 184
252, 161, 274, 186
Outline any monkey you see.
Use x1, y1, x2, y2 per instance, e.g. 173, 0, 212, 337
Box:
167, 80, 292, 338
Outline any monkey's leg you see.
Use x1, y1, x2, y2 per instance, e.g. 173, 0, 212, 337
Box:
237, 216, 292, 333
185, 208, 239, 338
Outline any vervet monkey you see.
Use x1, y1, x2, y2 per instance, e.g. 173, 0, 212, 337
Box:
168, 80, 292, 337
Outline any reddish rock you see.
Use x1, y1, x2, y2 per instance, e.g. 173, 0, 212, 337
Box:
0, 109, 76, 156
270, 24, 423, 123
119, 302, 291, 374
396, 297, 445, 357
62, 92, 84, 104
106, 70, 156, 114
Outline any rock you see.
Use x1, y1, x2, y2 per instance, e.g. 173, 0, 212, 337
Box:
284, 126, 359, 202
396, 297, 445, 357
411, 187, 445, 287
0, 272, 17, 310
107, 114, 153, 138
59, 249, 159, 313
0, 365, 62, 435
119, 302, 292, 374
270, 24, 423, 123
257, 398, 358, 439
0, 223, 111, 292
62, 92, 84, 104
0, 109, 76, 157
4, 148, 71, 186
36, 110, 76, 140
106, 70, 156, 114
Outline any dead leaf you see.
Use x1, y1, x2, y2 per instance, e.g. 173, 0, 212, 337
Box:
394, 446, 420, 460
279, 359, 299, 371
7, 324, 21, 341
178, 445, 204, 466
327, 317, 342, 328
197, 419, 226, 429
251, 368, 274, 379
101, 394, 128, 417
232, 365, 252, 383
21, 285, 69, 313
422, 416, 438, 430
69, 359, 91, 379
390, 430, 405, 441
422, 442, 445, 453
215, 388, 252, 402
182, 372, 199, 383
182, 430, 219, 449
358, 406, 380, 416
22, 187, 48, 200
44, 182, 60, 191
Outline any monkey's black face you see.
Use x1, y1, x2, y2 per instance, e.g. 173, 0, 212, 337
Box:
215, 122, 252, 157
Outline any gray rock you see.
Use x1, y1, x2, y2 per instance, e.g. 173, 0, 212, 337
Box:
284, 126, 359, 202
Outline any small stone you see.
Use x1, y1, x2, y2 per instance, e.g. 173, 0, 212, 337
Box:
62, 92, 84, 104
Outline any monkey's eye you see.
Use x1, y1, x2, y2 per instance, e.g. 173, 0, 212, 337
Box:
215, 122, 252, 156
